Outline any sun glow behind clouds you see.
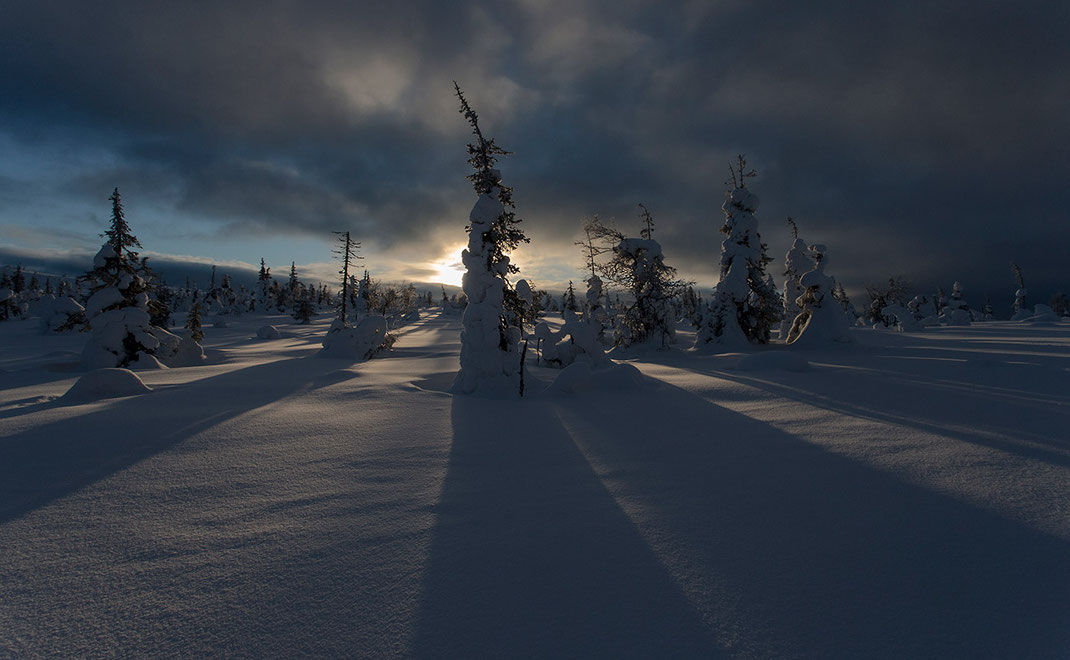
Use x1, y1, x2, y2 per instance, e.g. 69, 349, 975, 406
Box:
429, 243, 466, 288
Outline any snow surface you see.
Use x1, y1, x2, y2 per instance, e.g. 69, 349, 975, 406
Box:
1, 310, 1069, 657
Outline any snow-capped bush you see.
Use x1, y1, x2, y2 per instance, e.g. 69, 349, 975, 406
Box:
319, 315, 396, 360
881, 305, 922, 332
37, 295, 86, 333
534, 316, 609, 369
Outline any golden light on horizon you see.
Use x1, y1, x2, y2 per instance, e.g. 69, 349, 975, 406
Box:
429, 243, 466, 288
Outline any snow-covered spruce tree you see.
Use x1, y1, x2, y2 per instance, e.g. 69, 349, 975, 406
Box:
293, 289, 315, 324
587, 210, 685, 349
1011, 261, 1030, 320
941, 281, 971, 325
695, 156, 781, 349
787, 244, 853, 346
256, 258, 272, 311
286, 262, 300, 310
80, 188, 166, 369
779, 216, 812, 339
186, 301, 205, 343
563, 281, 579, 318
450, 82, 530, 396
982, 294, 994, 321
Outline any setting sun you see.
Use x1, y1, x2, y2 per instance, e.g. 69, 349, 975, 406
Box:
429, 244, 466, 288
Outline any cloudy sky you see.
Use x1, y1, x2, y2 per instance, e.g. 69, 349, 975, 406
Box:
1, 1, 1068, 308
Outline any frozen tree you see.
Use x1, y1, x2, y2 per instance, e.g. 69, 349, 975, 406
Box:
80, 188, 165, 369
293, 288, 315, 324
941, 281, 971, 325
584, 274, 608, 339
787, 244, 853, 346
1050, 292, 1069, 318
12, 264, 25, 294
779, 216, 812, 339
256, 258, 272, 311
696, 156, 781, 349
186, 301, 205, 343
1010, 262, 1030, 320
982, 294, 994, 321
831, 281, 853, 315
587, 210, 685, 348
450, 82, 529, 396
332, 231, 363, 325
563, 281, 579, 318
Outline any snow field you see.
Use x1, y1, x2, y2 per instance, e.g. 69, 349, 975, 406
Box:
1, 311, 1068, 657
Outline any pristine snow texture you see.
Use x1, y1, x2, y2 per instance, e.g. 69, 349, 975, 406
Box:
1, 311, 1069, 658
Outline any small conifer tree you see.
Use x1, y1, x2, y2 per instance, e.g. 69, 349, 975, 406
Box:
186, 301, 205, 343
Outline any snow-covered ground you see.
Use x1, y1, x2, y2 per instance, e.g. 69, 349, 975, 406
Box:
1, 312, 1068, 657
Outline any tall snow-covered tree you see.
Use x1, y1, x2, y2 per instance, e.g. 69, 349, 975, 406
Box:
80, 188, 164, 369
696, 156, 781, 348
451, 82, 529, 396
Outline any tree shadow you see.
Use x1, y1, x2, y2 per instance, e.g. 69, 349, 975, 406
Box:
0, 356, 357, 525
411, 395, 721, 658
551, 380, 1070, 658
666, 355, 1070, 469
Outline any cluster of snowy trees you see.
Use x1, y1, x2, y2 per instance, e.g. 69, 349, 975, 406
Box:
443, 86, 1070, 398
0, 187, 442, 369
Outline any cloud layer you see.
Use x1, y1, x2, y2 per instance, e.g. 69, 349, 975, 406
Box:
2, 1, 1068, 307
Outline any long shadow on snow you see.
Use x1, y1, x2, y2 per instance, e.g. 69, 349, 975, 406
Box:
0, 356, 356, 525
411, 395, 721, 658
551, 378, 1070, 659
661, 354, 1070, 469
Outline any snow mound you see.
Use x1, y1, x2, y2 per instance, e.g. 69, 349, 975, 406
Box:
168, 337, 207, 367
63, 368, 151, 402
730, 352, 811, 372
256, 325, 281, 340
547, 362, 647, 395
1019, 305, 1060, 324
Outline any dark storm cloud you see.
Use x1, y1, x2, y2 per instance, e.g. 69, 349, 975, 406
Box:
2, 0, 1069, 308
